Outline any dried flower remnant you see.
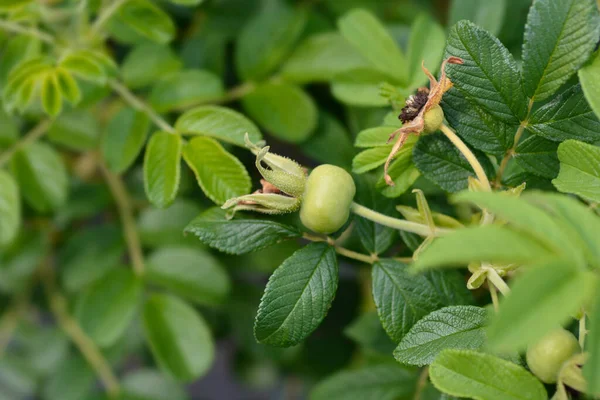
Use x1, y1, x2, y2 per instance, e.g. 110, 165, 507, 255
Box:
384, 56, 464, 186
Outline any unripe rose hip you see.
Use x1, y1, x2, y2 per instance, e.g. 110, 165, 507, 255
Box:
526, 328, 580, 384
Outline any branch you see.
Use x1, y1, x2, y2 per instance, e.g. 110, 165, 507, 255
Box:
0, 120, 52, 168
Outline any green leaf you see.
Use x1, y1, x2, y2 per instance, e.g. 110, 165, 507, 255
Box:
352, 146, 391, 174
48, 110, 101, 151
514, 135, 559, 179
102, 107, 150, 173
143, 132, 182, 209
310, 364, 418, 400
235, 0, 307, 81
407, 14, 446, 88
143, 294, 214, 381
76, 268, 142, 348
59, 52, 108, 84
242, 82, 317, 143
43, 354, 94, 400
372, 259, 447, 342
0, 36, 40, 89
169, 0, 203, 4
488, 260, 597, 351
394, 306, 488, 366
280, 32, 370, 83
55, 68, 81, 105
182, 137, 250, 205
331, 68, 394, 107
553, 140, 600, 202
522, 0, 600, 101
149, 70, 224, 112
411, 225, 554, 272
430, 349, 546, 400
445, 20, 527, 124
254, 243, 338, 347
413, 134, 492, 193
118, 0, 175, 44
184, 207, 301, 255
0, 0, 31, 10
527, 84, 600, 143
138, 200, 201, 247
0, 170, 20, 247
175, 105, 262, 147
11, 142, 69, 212
41, 73, 62, 117
301, 112, 355, 168
377, 156, 421, 198
146, 247, 230, 306
584, 295, 600, 395
425, 270, 473, 306
449, 0, 507, 36
344, 311, 396, 355
337, 9, 407, 84
122, 369, 189, 400
579, 50, 600, 120
122, 43, 182, 89
355, 126, 397, 148
442, 88, 515, 158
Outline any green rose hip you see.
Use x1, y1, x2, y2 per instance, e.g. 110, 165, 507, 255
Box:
526, 328, 580, 384
300, 165, 356, 234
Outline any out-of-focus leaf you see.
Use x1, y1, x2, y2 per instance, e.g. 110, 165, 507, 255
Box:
102, 107, 150, 173
149, 70, 224, 112
449, 0, 507, 36
122, 43, 183, 89
0, 170, 20, 247
48, 110, 100, 151
117, 0, 175, 44
553, 140, 600, 202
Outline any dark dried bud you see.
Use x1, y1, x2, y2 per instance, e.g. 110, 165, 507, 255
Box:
399, 87, 429, 123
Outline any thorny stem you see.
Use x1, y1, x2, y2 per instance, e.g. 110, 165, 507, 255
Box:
90, 0, 130, 36
108, 80, 176, 134
41, 260, 120, 398
0, 120, 52, 168
99, 161, 145, 277
351, 202, 452, 237
484, 267, 510, 296
494, 98, 535, 187
302, 233, 376, 264
0, 20, 56, 44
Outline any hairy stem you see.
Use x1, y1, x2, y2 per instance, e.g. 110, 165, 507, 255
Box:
99, 161, 145, 276
0, 120, 52, 168
0, 20, 56, 44
440, 123, 491, 191
108, 80, 176, 134
351, 202, 452, 237
41, 261, 120, 398
303, 233, 376, 264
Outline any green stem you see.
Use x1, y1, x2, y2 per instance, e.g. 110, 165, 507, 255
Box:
489, 283, 499, 313
485, 267, 510, 296
0, 120, 52, 168
0, 20, 56, 44
303, 233, 376, 264
41, 261, 120, 398
413, 367, 430, 400
579, 313, 587, 349
351, 202, 451, 237
99, 161, 145, 277
90, 0, 130, 36
108, 79, 175, 134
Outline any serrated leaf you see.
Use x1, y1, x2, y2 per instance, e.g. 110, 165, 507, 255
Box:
11, 142, 69, 212
372, 259, 447, 342
184, 207, 301, 254
280, 32, 370, 83
579, 50, 600, 120
41, 73, 62, 116
445, 20, 527, 123
522, 0, 600, 102
235, 0, 307, 81
0, 170, 20, 247
413, 134, 492, 193
395, 306, 487, 367
149, 70, 224, 112
425, 270, 473, 306
430, 349, 546, 400
143, 294, 214, 381
411, 225, 554, 272
175, 105, 262, 147
514, 135, 559, 179
584, 295, 600, 395
101, 107, 150, 173
449, 0, 507, 36
182, 137, 250, 205
76, 268, 142, 348
527, 84, 600, 143
407, 14, 446, 88
118, 0, 175, 44
122, 43, 182, 89
488, 260, 597, 351
337, 9, 407, 84
553, 140, 600, 202
48, 110, 100, 151
242, 82, 317, 143
144, 132, 181, 209
254, 243, 338, 347
442, 88, 515, 158
355, 176, 396, 255
147, 246, 230, 306
310, 364, 418, 400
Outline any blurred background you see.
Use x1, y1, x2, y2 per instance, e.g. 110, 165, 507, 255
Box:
0, 0, 534, 399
